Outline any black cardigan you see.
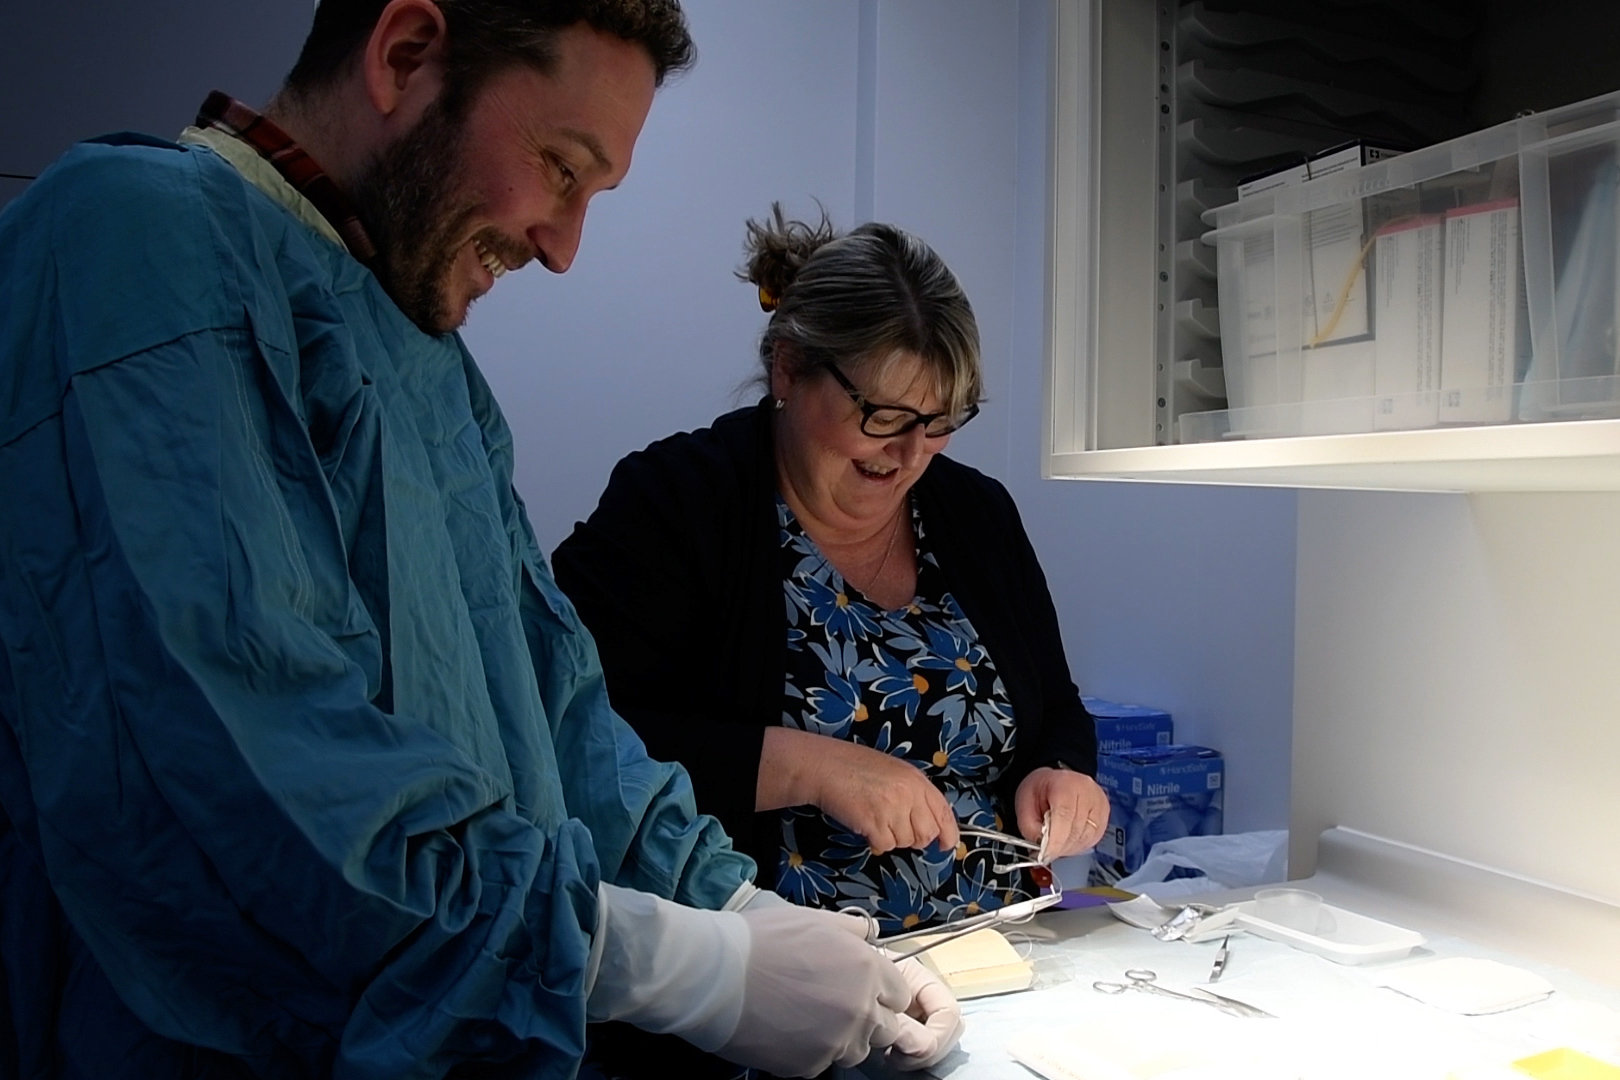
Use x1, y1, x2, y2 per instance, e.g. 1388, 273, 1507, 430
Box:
553, 399, 1097, 882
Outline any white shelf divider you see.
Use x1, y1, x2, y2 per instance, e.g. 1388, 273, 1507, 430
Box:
1046, 418, 1620, 492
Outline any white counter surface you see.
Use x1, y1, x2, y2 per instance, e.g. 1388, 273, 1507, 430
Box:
860, 883, 1620, 1080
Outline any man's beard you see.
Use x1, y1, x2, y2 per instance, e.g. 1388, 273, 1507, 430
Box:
351, 97, 482, 335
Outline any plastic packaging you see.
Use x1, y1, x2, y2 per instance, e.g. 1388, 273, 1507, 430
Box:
1112, 829, 1289, 898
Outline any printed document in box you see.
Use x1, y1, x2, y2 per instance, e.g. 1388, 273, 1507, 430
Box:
1440, 199, 1523, 423
1302, 203, 1371, 346
1238, 143, 1403, 352
1373, 214, 1444, 429
1240, 232, 1279, 364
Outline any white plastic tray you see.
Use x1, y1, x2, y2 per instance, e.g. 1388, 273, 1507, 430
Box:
1232, 900, 1425, 965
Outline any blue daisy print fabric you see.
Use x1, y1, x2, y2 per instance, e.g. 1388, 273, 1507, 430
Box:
775, 496, 1033, 934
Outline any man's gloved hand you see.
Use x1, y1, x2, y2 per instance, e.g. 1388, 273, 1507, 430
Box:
716, 904, 912, 1077
586, 884, 914, 1079
884, 954, 965, 1071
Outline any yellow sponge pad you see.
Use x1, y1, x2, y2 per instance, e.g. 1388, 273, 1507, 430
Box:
914, 928, 1035, 999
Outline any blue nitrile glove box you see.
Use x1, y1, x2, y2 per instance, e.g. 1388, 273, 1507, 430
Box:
1090, 745, 1224, 886
1084, 696, 1174, 753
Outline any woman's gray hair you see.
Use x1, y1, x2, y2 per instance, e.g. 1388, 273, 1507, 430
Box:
739, 204, 982, 417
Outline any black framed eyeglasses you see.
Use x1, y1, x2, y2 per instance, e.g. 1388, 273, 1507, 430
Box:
821, 363, 980, 438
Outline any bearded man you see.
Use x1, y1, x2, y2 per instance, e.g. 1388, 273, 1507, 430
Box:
0, 2, 961, 1077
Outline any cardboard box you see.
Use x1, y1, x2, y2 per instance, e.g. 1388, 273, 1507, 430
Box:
1236, 158, 1311, 202
1236, 142, 1404, 201
1083, 697, 1173, 754
1091, 745, 1224, 886
1306, 141, 1404, 180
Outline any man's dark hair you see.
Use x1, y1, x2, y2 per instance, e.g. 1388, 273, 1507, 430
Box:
283, 0, 694, 109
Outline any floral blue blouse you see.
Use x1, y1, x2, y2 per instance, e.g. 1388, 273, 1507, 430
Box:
774, 495, 1036, 934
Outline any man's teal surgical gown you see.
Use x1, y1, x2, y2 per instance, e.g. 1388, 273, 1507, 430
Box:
0, 133, 753, 1078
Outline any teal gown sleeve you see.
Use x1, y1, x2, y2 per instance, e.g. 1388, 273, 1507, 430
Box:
460, 348, 754, 911
0, 135, 750, 1079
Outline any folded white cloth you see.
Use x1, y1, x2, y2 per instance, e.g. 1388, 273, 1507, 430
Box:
1378, 957, 1556, 1014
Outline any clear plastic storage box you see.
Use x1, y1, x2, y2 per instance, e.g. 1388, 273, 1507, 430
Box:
1185, 90, 1620, 442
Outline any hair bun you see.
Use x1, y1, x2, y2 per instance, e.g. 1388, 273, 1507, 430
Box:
738, 203, 838, 311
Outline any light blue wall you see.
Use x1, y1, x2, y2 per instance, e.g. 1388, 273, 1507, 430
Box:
466, 0, 1300, 834
462, 1, 863, 555
864, 0, 1020, 477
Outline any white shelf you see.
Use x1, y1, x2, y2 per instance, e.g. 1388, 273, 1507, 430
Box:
1047, 418, 1620, 492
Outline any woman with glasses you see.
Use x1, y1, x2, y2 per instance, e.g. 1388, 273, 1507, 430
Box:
553, 207, 1106, 942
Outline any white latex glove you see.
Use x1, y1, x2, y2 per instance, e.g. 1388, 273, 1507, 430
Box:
884, 954, 966, 1071
717, 904, 912, 1077
586, 884, 912, 1079
586, 884, 750, 1050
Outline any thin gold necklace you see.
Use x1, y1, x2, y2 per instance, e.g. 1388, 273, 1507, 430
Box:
860, 504, 906, 595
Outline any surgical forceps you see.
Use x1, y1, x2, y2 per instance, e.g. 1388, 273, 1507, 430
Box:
841, 887, 1064, 960
842, 816, 1064, 960
958, 823, 1050, 875
1092, 969, 1274, 1019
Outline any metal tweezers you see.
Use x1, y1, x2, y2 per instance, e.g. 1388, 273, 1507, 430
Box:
860, 887, 1065, 960
836, 817, 1064, 960
853, 819, 1064, 960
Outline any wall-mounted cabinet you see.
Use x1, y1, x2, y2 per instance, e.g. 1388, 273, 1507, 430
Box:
1047, 0, 1620, 492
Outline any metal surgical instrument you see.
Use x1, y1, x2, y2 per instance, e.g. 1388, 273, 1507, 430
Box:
839, 814, 1064, 960
840, 888, 1065, 961
1092, 969, 1274, 1019
959, 821, 1051, 874
1209, 934, 1230, 982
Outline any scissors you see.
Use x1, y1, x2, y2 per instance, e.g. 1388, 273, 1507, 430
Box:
1092, 969, 1274, 1019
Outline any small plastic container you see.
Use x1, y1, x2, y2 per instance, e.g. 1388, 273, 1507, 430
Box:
1518, 99, 1620, 422
1187, 89, 1620, 442
1234, 899, 1425, 965
1251, 887, 1332, 935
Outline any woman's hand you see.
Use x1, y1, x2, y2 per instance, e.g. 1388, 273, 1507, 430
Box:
758, 728, 959, 855
1014, 766, 1110, 858
815, 740, 961, 855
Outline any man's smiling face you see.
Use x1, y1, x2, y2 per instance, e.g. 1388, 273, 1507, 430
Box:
354, 22, 656, 334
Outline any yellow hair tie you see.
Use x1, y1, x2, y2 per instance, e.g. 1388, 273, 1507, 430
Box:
758, 284, 779, 312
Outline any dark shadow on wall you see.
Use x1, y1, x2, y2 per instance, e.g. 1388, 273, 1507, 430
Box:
0, 0, 314, 185
1473, 0, 1620, 124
